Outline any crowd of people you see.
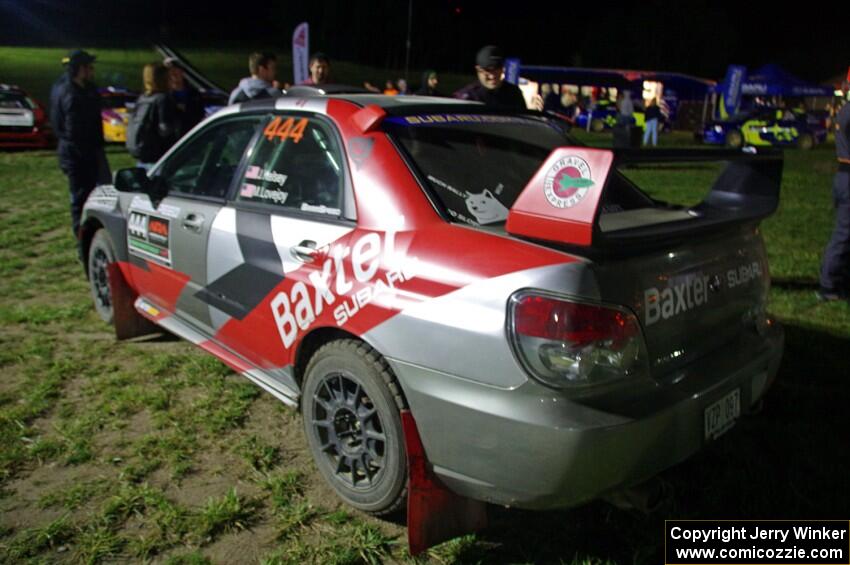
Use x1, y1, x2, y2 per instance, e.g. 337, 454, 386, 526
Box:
47, 43, 539, 254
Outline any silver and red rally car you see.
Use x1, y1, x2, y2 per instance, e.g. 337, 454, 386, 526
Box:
81, 88, 784, 550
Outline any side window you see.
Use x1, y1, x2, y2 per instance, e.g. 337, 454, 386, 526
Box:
159, 117, 260, 198
235, 114, 345, 216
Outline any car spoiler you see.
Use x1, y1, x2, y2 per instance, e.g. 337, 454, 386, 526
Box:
505, 147, 783, 249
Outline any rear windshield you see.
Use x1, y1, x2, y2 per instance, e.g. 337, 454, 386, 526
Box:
0, 92, 32, 109
385, 114, 574, 227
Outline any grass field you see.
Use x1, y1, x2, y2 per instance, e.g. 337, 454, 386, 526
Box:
1, 47, 849, 565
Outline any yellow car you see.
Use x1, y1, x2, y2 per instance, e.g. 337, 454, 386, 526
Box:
99, 87, 137, 143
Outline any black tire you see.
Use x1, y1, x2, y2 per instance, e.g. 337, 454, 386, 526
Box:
88, 229, 116, 324
301, 339, 407, 516
797, 133, 814, 150
725, 129, 744, 148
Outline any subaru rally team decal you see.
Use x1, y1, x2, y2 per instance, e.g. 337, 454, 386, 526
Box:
644, 261, 763, 325
543, 156, 594, 209
271, 228, 419, 348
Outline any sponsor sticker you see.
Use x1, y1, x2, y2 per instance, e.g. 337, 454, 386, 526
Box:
543, 155, 595, 209
127, 211, 171, 265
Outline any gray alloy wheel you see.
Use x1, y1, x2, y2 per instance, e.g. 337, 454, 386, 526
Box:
301, 339, 407, 516
725, 129, 744, 148
88, 229, 116, 324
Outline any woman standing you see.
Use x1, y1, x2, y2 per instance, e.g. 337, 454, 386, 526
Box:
127, 63, 178, 169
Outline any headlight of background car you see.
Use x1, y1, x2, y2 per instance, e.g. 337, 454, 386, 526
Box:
508, 291, 649, 389
714, 125, 724, 133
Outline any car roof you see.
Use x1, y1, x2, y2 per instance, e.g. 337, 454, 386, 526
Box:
0, 84, 26, 95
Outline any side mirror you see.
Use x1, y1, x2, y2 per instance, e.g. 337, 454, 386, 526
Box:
113, 168, 166, 199
113, 167, 150, 193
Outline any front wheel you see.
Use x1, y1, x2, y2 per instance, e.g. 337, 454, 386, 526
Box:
301, 339, 408, 516
88, 229, 116, 324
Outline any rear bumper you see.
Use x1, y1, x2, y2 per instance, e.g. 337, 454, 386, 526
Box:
392, 323, 783, 510
0, 130, 52, 148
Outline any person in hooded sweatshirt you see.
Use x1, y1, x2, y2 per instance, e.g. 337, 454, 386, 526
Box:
416, 70, 441, 96
228, 52, 279, 104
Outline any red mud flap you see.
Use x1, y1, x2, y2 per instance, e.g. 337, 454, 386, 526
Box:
402, 410, 488, 556
107, 263, 159, 340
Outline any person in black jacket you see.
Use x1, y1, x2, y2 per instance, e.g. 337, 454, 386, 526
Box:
49, 50, 110, 243
127, 63, 179, 168
164, 57, 204, 138
454, 45, 541, 111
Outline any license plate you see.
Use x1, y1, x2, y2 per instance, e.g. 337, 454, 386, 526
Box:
704, 389, 740, 441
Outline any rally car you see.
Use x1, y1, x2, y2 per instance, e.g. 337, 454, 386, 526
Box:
574, 100, 665, 134
701, 106, 827, 150
0, 84, 53, 149
99, 86, 138, 143
80, 90, 784, 550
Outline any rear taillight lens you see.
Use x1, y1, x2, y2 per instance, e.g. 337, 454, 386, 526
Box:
508, 292, 648, 389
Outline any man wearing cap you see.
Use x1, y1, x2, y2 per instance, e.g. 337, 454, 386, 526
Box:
454, 45, 531, 110
50, 50, 109, 249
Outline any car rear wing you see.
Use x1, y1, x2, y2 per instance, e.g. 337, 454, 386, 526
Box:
505, 147, 783, 249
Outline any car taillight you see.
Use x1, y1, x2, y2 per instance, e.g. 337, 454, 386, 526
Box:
508, 292, 648, 389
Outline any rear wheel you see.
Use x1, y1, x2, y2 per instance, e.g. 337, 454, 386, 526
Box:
88, 229, 115, 324
797, 133, 814, 150
301, 339, 407, 515
725, 129, 744, 148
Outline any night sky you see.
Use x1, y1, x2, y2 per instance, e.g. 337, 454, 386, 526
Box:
1, 0, 847, 84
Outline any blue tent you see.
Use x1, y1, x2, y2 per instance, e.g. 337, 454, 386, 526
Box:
519, 65, 715, 100
713, 64, 833, 98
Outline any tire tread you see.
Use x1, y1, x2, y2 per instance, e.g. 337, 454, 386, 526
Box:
304, 338, 408, 517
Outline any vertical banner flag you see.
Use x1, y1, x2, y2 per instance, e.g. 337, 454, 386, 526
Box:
504, 58, 520, 85
721, 64, 747, 119
293, 22, 309, 85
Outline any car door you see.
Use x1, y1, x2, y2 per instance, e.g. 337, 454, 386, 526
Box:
126, 114, 263, 334
203, 112, 357, 369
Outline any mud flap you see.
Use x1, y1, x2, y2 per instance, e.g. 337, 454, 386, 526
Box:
107, 263, 159, 340
401, 410, 488, 556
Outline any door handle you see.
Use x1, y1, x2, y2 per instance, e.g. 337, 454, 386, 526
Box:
291, 240, 318, 263
182, 214, 205, 233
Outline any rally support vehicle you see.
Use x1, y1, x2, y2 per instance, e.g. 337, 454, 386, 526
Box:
0, 84, 53, 149
700, 106, 827, 150
80, 91, 784, 553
